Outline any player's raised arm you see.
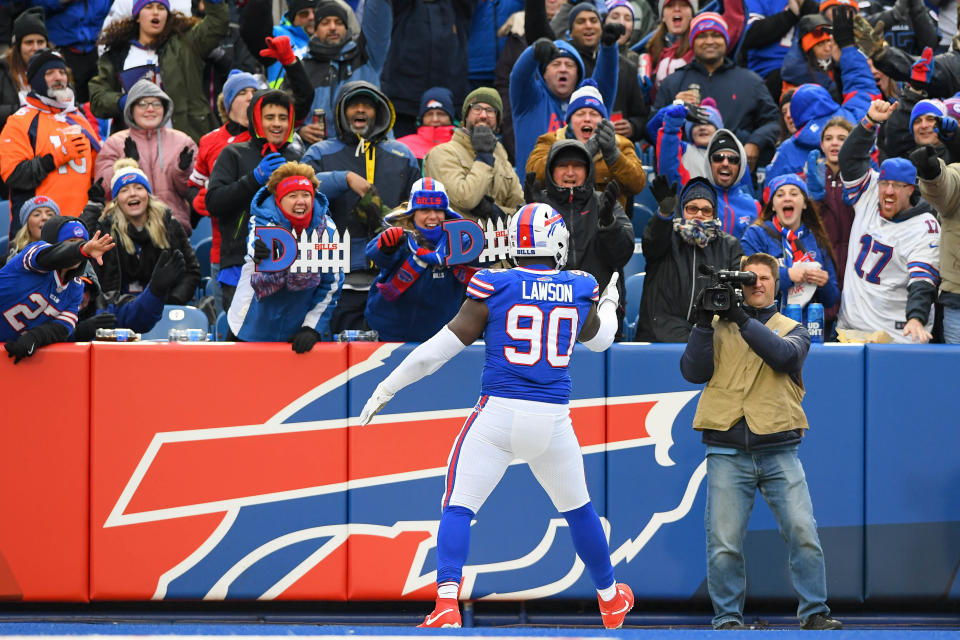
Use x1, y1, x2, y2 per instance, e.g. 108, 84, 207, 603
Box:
358, 299, 489, 425
577, 272, 620, 351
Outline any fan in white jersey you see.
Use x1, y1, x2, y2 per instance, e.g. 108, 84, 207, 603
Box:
836, 99, 941, 343
358, 203, 634, 630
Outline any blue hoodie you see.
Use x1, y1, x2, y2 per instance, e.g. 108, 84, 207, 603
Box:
509, 39, 619, 178
468, 0, 525, 83
764, 47, 877, 186
228, 186, 344, 342
740, 219, 839, 309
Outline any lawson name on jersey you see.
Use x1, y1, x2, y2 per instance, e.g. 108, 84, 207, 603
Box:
521, 281, 574, 303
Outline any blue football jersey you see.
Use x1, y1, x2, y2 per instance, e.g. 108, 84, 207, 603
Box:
0, 242, 83, 341
466, 265, 599, 404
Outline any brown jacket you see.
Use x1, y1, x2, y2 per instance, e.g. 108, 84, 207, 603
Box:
526, 126, 647, 209
917, 159, 960, 296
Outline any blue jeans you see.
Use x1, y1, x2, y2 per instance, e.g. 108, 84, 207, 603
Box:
705, 448, 830, 628
943, 306, 960, 344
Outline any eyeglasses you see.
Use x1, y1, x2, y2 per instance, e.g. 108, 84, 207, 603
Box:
684, 203, 715, 217
877, 180, 913, 190
468, 104, 497, 115
134, 100, 164, 110
710, 152, 740, 165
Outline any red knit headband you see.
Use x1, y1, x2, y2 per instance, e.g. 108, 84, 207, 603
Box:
276, 176, 314, 201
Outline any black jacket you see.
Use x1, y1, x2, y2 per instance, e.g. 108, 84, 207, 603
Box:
533, 139, 634, 299
636, 212, 744, 343
205, 90, 305, 269
680, 303, 811, 451
91, 208, 201, 306
0, 58, 20, 133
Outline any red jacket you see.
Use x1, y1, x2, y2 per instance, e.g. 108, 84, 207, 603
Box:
397, 125, 455, 160
188, 123, 251, 263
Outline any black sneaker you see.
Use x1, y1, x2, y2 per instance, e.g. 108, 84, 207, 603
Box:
717, 621, 748, 630
801, 613, 843, 630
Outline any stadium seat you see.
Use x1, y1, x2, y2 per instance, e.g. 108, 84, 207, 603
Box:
623, 272, 645, 342
632, 205, 653, 239
0, 236, 7, 262
0, 200, 9, 241
194, 237, 211, 279
624, 243, 645, 279
141, 305, 211, 340
215, 311, 229, 341
191, 216, 212, 247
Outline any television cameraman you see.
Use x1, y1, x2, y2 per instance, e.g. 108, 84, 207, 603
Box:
679, 252, 842, 631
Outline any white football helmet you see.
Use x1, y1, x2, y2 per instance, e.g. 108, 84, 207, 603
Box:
508, 202, 569, 269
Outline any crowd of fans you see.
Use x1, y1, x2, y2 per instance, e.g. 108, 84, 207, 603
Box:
0, 0, 958, 361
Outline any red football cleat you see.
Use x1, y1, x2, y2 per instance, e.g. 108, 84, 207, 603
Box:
417, 598, 462, 628
598, 583, 634, 629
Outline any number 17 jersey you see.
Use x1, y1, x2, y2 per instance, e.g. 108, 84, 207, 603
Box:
465, 265, 599, 404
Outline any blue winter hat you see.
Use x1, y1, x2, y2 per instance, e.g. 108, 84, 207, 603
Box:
565, 79, 607, 121
111, 166, 153, 199
569, 2, 602, 30
19, 195, 61, 227
222, 69, 260, 114
909, 98, 945, 132
384, 177, 462, 223
41, 216, 89, 245
418, 86, 456, 122
680, 176, 717, 211
605, 0, 635, 20
767, 173, 809, 198
879, 157, 917, 185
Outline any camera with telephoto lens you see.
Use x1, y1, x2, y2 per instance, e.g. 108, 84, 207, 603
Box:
696, 264, 757, 312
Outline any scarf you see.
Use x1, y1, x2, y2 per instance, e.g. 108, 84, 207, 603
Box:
673, 216, 721, 248
376, 234, 475, 301
773, 218, 812, 265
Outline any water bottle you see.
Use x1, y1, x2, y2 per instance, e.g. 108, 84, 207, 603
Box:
334, 329, 379, 342
805, 303, 824, 343
783, 304, 802, 323
168, 328, 209, 342
94, 328, 141, 342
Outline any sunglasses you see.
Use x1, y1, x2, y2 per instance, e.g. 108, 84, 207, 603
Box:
711, 152, 740, 165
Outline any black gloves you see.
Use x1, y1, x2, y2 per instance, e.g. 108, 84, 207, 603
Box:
289, 326, 320, 353
178, 146, 195, 171
601, 22, 626, 46
4, 322, 69, 363
720, 299, 750, 327
470, 124, 497, 156
149, 249, 185, 299
686, 103, 711, 124
74, 313, 117, 342
651, 174, 678, 215
594, 119, 620, 167
598, 181, 620, 226
910, 144, 941, 180
533, 38, 559, 66
831, 6, 856, 48
88, 177, 106, 205
124, 136, 140, 161
253, 238, 271, 264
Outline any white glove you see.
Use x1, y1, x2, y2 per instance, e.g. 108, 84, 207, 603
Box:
359, 383, 395, 425
599, 272, 620, 310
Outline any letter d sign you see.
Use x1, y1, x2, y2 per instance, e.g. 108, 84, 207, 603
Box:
443, 220, 484, 266
255, 227, 297, 272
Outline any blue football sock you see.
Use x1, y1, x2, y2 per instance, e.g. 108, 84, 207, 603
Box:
563, 501, 615, 590
437, 505, 474, 586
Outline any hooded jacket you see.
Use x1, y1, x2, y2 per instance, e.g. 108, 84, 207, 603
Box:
95, 80, 197, 232
635, 179, 745, 343
364, 210, 470, 342
300, 0, 392, 138
467, 0, 524, 84
206, 90, 305, 270
88, 0, 229, 142
649, 58, 780, 155
918, 158, 960, 301
765, 47, 876, 184
228, 185, 343, 341
532, 139, 634, 299
701, 129, 760, 238
301, 81, 421, 288
509, 39, 619, 177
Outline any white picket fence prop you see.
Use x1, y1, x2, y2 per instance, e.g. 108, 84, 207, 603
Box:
289, 228, 352, 273
475, 217, 511, 265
